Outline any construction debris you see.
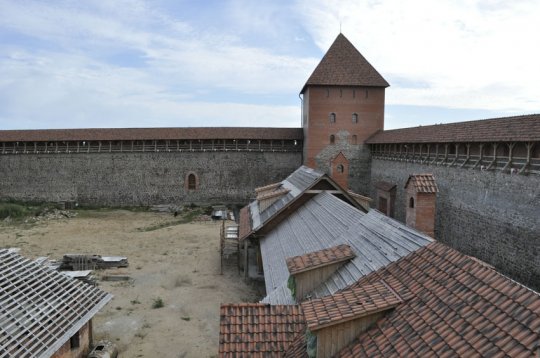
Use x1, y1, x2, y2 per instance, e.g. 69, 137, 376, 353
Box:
61, 254, 128, 270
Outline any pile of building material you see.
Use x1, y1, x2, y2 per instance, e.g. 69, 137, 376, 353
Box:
61, 254, 128, 270
60, 270, 96, 285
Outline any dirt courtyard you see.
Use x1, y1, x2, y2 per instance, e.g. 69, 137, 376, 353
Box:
0, 209, 261, 358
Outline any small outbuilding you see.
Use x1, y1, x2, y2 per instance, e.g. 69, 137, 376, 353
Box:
0, 248, 112, 358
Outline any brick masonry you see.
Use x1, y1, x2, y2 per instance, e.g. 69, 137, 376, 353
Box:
302, 86, 384, 194
0, 151, 301, 206
370, 159, 540, 291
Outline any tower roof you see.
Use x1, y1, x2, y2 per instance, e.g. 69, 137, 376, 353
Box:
301, 33, 389, 93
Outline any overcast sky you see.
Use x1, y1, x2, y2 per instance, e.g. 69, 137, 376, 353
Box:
0, 0, 538, 130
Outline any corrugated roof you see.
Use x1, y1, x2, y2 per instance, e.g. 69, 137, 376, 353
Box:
218, 303, 305, 357
0, 249, 112, 358
336, 242, 540, 357
404, 174, 439, 193
301, 280, 402, 331
286, 244, 355, 275
366, 114, 540, 143
0, 127, 304, 142
260, 193, 432, 305
301, 33, 389, 93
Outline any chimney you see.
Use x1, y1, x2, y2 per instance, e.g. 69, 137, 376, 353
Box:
404, 174, 438, 238
255, 183, 290, 212
300, 280, 403, 358
286, 244, 355, 301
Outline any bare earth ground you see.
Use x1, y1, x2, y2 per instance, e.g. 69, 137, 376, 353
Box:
0, 210, 261, 358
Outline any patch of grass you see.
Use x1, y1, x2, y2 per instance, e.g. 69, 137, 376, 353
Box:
130, 298, 141, 305
137, 208, 203, 232
151, 297, 164, 309
115, 306, 122, 311
0, 203, 29, 219
181, 316, 191, 321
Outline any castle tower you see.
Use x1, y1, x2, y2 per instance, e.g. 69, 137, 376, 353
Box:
301, 34, 389, 192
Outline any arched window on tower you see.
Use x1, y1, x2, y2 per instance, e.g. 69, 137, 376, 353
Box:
352, 113, 358, 123
336, 164, 344, 173
330, 135, 335, 145
351, 135, 358, 145
409, 197, 415, 208
329, 113, 336, 123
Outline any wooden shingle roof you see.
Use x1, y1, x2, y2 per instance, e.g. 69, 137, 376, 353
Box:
301, 33, 389, 93
0, 249, 112, 358
218, 303, 305, 357
366, 114, 540, 144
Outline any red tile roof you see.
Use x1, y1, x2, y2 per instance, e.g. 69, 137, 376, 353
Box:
301, 34, 389, 93
238, 205, 252, 242
219, 303, 305, 357
300, 281, 403, 331
366, 114, 540, 143
0, 127, 303, 142
336, 242, 540, 357
286, 244, 356, 275
404, 174, 439, 193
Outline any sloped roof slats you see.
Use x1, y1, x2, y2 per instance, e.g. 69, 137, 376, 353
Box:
0, 249, 112, 358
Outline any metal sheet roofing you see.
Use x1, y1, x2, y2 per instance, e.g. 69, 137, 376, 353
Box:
260, 192, 432, 305
0, 249, 112, 358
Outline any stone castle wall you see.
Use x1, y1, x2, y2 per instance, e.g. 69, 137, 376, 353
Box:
370, 159, 540, 291
0, 151, 302, 206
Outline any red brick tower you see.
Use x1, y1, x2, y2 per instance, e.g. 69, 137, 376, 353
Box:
301, 34, 389, 192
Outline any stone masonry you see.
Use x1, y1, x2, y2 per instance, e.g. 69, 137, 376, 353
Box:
370, 159, 540, 291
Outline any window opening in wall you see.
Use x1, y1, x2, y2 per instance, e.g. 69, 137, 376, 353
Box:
352, 113, 358, 123
188, 174, 197, 190
352, 135, 358, 145
365, 89, 369, 99
70, 331, 80, 349
329, 113, 336, 123
330, 135, 335, 144
326, 88, 330, 97
409, 197, 415, 208
336, 164, 344, 173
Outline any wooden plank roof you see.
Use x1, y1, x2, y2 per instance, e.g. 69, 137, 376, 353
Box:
0, 249, 112, 358
0, 127, 304, 142
366, 114, 540, 144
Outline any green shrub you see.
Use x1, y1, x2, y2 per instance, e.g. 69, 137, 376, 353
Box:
0, 203, 28, 219
151, 297, 164, 309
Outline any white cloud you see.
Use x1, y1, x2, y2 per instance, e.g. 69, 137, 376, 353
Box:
298, 0, 540, 113
0, 0, 311, 129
